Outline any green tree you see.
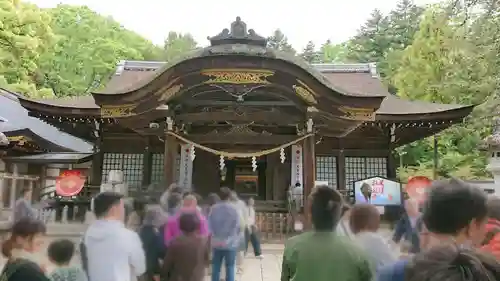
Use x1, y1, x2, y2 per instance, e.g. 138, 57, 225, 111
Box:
37, 5, 163, 97
267, 29, 296, 55
318, 40, 349, 63
0, 0, 54, 98
347, 9, 391, 64
300, 41, 320, 63
163, 31, 198, 62
392, 6, 496, 179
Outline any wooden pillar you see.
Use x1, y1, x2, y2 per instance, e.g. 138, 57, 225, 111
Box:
142, 139, 153, 187
0, 174, 4, 209
337, 149, 346, 190
303, 134, 315, 229
164, 133, 177, 186
90, 152, 104, 186
10, 163, 18, 208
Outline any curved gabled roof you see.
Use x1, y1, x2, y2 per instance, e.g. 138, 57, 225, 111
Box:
0, 89, 93, 152
14, 61, 472, 123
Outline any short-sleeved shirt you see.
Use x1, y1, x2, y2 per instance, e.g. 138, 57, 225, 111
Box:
281, 232, 373, 281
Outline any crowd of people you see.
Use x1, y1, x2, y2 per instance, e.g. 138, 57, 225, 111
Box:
0, 184, 262, 281
4, 179, 500, 281
281, 179, 500, 281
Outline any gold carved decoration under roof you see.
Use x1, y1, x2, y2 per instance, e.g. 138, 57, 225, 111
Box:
100, 104, 136, 118
339, 106, 376, 121
7, 136, 29, 142
292, 80, 317, 104
201, 69, 274, 84
158, 84, 184, 102
207, 122, 272, 136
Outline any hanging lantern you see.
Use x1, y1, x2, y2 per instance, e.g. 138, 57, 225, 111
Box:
280, 147, 286, 163
190, 145, 196, 161
219, 155, 225, 170
251, 156, 257, 172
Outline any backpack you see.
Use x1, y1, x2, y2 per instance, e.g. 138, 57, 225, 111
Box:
482, 227, 500, 246
0, 259, 32, 281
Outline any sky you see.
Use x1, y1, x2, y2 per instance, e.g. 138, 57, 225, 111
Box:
28, 0, 439, 49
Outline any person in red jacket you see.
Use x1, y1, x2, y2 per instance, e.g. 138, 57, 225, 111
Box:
481, 196, 500, 258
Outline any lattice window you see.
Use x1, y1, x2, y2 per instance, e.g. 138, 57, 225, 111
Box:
151, 153, 164, 185
345, 157, 387, 190
149, 153, 181, 185
315, 156, 337, 189
102, 153, 144, 189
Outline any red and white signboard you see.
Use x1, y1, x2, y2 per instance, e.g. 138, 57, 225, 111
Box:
291, 145, 303, 187
55, 170, 86, 197
406, 176, 432, 205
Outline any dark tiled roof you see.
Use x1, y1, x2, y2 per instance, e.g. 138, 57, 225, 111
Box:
14, 60, 472, 119
0, 90, 93, 152
103, 61, 470, 116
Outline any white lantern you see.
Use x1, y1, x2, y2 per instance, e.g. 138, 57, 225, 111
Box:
0, 132, 8, 146
107, 170, 124, 184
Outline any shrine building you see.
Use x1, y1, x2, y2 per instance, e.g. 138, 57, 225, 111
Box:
0, 89, 92, 212
12, 17, 474, 211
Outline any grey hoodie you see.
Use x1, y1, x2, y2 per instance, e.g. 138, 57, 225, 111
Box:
83, 220, 145, 281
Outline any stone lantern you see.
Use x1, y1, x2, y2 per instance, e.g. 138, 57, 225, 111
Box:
482, 117, 500, 194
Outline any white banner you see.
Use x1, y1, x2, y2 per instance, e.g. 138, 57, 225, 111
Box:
178, 144, 193, 190
291, 145, 303, 187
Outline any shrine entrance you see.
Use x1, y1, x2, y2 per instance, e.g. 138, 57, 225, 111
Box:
222, 157, 267, 200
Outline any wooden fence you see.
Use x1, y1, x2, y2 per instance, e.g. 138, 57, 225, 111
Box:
255, 211, 296, 242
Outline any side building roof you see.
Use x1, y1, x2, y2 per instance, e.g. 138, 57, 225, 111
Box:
0, 89, 93, 153
15, 61, 473, 122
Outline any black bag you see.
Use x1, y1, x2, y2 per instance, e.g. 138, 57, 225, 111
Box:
0, 259, 30, 281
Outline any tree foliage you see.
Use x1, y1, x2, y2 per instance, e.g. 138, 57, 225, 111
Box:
163, 31, 198, 62
300, 41, 320, 63
37, 5, 163, 97
267, 29, 296, 55
318, 40, 349, 63
0, 0, 54, 98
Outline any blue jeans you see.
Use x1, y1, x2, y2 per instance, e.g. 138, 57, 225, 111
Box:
212, 248, 237, 281
245, 227, 262, 256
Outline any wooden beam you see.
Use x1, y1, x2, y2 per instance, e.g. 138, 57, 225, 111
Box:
186, 134, 299, 145
176, 111, 301, 124
182, 100, 296, 107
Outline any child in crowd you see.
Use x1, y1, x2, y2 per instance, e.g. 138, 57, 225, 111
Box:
47, 239, 87, 281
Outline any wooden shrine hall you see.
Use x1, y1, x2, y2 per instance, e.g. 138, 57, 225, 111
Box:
13, 17, 474, 210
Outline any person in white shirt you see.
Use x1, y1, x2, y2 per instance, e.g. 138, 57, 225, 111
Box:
245, 197, 263, 258
349, 203, 396, 272
81, 192, 146, 281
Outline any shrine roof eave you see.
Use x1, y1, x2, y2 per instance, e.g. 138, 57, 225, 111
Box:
15, 95, 100, 117
3, 152, 95, 164
2, 128, 77, 153
375, 104, 475, 122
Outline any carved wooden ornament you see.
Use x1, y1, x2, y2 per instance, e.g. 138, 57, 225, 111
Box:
201, 69, 273, 84
339, 106, 376, 121
100, 104, 136, 118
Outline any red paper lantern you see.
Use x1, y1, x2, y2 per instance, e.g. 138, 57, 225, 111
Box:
55, 170, 86, 197
406, 176, 432, 204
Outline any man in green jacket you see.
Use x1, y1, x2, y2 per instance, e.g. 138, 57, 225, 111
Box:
281, 186, 373, 281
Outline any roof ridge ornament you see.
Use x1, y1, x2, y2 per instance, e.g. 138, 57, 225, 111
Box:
208, 17, 267, 47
